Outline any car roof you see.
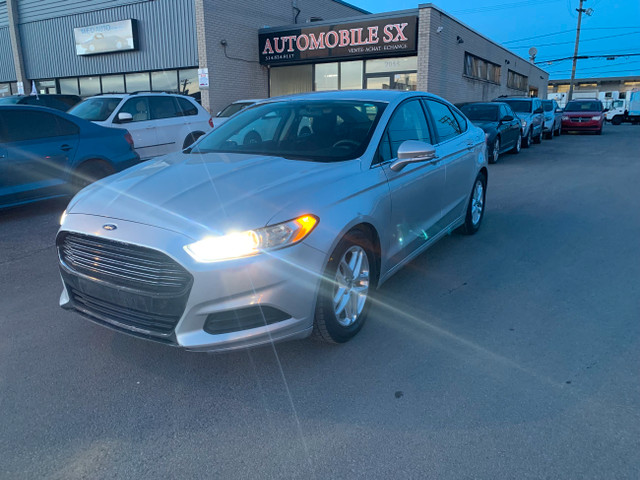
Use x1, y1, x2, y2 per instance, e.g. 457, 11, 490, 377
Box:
265, 90, 442, 103
461, 102, 502, 107
231, 99, 263, 104
495, 97, 536, 101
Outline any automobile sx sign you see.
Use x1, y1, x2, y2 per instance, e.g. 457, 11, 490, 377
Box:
258, 16, 418, 65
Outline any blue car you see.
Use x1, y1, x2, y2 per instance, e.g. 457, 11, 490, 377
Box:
0, 105, 140, 209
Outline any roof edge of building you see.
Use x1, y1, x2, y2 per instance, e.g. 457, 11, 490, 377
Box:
331, 0, 370, 15
419, 2, 549, 78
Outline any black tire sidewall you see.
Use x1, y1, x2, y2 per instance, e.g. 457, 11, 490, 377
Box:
315, 230, 376, 343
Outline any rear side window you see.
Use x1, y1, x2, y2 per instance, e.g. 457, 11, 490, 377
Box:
425, 100, 462, 143
451, 107, 467, 131
0, 110, 78, 142
176, 97, 198, 116
149, 96, 181, 120
377, 99, 431, 163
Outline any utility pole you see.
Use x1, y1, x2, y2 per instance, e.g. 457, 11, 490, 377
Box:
568, 0, 593, 101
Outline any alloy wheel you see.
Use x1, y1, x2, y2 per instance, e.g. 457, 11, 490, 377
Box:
471, 180, 484, 226
333, 246, 370, 327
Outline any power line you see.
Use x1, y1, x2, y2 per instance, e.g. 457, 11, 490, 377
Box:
502, 27, 640, 45
509, 31, 640, 49
536, 52, 640, 63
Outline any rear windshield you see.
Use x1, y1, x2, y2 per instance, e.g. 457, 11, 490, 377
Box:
502, 100, 532, 113
460, 104, 499, 122
218, 102, 255, 118
193, 100, 387, 162
69, 97, 122, 121
542, 101, 554, 112
564, 101, 602, 112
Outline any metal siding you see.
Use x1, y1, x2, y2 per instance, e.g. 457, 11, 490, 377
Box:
0, 1, 7, 27
17, 0, 150, 24
0, 26, 15, 80
20, 0, 197, 79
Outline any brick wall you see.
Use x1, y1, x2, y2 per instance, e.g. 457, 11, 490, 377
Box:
196, 0, 365, 114
417, 4, 548, 103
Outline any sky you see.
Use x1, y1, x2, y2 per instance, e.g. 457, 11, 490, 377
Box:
347, 0, 640, 80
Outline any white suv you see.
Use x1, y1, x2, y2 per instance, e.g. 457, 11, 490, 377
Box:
69, 93, 213, 159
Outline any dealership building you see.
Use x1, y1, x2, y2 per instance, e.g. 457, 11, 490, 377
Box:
0, 0, 548, 113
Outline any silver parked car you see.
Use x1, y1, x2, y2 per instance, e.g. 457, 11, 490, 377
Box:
57, 91, 488, 351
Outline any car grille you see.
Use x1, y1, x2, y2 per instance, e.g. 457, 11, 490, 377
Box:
69, 287, 180, 336
572, 116, 593, 123
58, 232, 191, 295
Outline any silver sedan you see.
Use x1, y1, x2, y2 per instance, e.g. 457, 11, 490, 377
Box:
57, 90, 488, 351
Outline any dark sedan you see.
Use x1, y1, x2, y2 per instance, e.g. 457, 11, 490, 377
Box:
561, 100, 605, 134
0, 105, 140, 209
459, 102, 522, 163
0, 94, 81, 112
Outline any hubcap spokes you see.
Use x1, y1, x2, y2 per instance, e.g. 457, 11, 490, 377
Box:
333, 246, 370, 327
471, 181, 484, 225
494, 140, 500, 162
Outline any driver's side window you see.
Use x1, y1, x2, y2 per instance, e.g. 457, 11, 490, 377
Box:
376, 100, 431, 165
118, 97, 150, 123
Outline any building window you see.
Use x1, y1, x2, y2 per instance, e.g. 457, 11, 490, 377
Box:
35, 79, 56, 94
0, 83, 12, 97
151, 70, 178, 92
340, 61, 363, 89
270, 65, 313, 97
507, 70, 528, 91
366, 57, 417, 74
179, 69, 200, 100
79, 76, 101, 97
125, 72, 151, 92
101, 74, 125, 94
59, 78, 79, 95
464, 53, 501, 84
315, 63, 339, 91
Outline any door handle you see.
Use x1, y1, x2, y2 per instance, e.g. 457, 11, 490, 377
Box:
60, 144, 73, 152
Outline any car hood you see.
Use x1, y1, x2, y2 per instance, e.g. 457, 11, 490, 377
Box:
514, 112, 533, 122
67, 151, 359, 240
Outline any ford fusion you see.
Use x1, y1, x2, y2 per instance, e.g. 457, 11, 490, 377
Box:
57, 91, 488, 351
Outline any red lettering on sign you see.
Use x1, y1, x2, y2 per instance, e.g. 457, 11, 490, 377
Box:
339, 29, 350, 47
308, 32, 325, 50
393, 23, 408, 42
383, 24, 394, 43
325, 30, 339, 49
296, 34, 309, 51
262, 38, 274, 55
367, 26, 379, 44
274, 37, 285, 54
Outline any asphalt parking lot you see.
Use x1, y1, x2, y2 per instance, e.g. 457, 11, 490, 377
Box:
1, 125, 639, 479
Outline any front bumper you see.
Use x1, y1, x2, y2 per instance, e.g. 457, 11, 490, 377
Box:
58, 214, 326, 351
562, 118, 603, 131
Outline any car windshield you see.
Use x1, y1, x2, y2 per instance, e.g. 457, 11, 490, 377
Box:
0, 97, 21, 105
460, 104, 499, 121
542, 101, 554, 112
69, 97, 122, 121
218, 102, 255, 118
192, 100, 387, 162
502, 100, 532, 113
564, 101, 602, 112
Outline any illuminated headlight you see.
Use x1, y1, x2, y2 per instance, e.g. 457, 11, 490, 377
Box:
60, 210, 67, 226
184, 215, 318, 263
562, 116, 570, 121
591, 115, 602, 121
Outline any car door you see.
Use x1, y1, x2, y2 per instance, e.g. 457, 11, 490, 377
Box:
0, 108, 79, 205
112, 96, 158, 160
377, 99, 445, 265
502, 104, 520, 148
424, 99, 477, 226
148, 96, 187, 155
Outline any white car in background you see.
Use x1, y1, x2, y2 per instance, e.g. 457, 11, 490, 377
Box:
69, 93, 213, 159
212, 99, 263, 128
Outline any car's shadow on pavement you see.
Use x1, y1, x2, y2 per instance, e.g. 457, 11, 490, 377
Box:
0, 197, 69, 223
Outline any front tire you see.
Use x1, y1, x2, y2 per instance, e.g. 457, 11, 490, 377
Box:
458, 172, 487, 235
314, 230, 376, 344
522, 129, 532, 148
533, 128, 542, 144
611, 116, 623, 126
489, 137, 500, 164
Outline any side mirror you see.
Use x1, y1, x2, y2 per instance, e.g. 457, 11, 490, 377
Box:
501, 115, 514, 122
390, 140, 437, 172
555, 108, 563, 113
534, 107, 543, 114
116, 112, 133, 123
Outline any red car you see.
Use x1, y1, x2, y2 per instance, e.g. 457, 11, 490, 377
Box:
561, 99, 605, 134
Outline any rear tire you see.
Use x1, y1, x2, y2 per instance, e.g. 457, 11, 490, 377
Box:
458, 172, 487, 236
489, 138, 500, 164
313, 229, 377, 344
71, 160, 114, 192
510, 134, 521, 154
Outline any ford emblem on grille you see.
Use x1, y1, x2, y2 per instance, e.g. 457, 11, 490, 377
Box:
103, 224, 117, 231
